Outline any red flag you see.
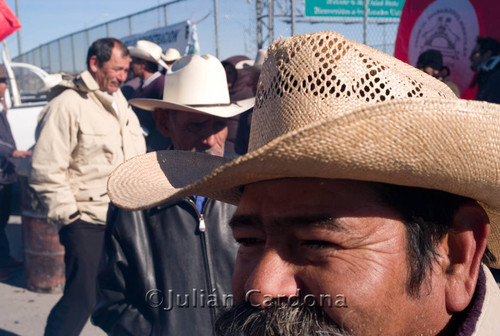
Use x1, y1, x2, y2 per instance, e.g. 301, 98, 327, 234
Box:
0, 0, 20, 42
393, 0, 500, 99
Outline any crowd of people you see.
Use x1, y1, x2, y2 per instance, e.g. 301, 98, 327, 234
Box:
0, 31, 499, 336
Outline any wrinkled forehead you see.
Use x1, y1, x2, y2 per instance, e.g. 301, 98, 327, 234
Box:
235, 178, 394, 222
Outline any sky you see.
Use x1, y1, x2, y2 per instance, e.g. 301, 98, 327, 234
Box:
2, 0, 399, 63
3, 0, 260, 61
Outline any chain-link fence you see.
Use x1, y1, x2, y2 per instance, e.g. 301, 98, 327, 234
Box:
12, 0, 401, 75
12, 0, 187, 75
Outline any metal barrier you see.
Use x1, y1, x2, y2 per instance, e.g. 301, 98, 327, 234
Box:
12, 1, 186, 75
12, 0, 401, 75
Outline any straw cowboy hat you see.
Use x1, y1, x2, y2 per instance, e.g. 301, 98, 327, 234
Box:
129, 53, 254, 117
163, 48, 182, 63
109, 31, 500, 267
128, 40, 168, 69
235, 48, 266, 72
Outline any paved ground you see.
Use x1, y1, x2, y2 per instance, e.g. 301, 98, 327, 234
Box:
0, 216, 105, 336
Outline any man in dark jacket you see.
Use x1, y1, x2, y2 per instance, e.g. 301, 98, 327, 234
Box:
0, 69, 31, 280
469, 36, 500, 103
92, 54, 254, 335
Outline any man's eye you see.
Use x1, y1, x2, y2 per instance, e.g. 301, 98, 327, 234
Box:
302, 240, 338, 250
187, 123, 204, 133
236, 238, 264, 247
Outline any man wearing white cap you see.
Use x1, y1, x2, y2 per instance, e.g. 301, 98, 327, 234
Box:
107, 31, 500, 335
128, 40, 171, 151
92, 54, 254, 335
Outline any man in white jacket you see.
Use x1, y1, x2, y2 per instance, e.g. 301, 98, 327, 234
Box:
29, 37, 145, 336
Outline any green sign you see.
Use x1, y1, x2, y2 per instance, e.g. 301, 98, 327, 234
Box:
305, 0, 404, 18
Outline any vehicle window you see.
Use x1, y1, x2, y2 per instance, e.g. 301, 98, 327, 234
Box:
12, 67, 48, 103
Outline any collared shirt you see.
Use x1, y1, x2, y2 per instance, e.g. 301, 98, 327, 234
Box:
142, 71, 162, 89
191, 195, 207, 213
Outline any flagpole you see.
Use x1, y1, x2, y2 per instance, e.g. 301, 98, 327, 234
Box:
15, 0, 22, 55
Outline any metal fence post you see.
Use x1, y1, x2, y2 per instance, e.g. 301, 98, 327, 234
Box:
213, 0, 220, 59
164, 4, 168, 26
58, 40, 63, 74
70, 34, 76, 74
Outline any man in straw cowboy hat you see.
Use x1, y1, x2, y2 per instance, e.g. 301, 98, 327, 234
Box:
127, 39, 171, 151
107, 31, 500, 335
92, 54, 254, 335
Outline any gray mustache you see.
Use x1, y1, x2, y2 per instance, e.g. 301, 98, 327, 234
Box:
215, 300, 352, 336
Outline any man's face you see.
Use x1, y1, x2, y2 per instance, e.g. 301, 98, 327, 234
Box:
130, 57, 145, 79
154, 109, 228, 156
470, 43, 490, 72
229, 178, 449, 335
420, 65, 440, 78
0, 80, 8, 98
90, 45, 130, 94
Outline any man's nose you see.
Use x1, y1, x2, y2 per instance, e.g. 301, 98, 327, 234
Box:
118, 70, 128, 83
203, 133, 217, 147
244, 249, 299, 307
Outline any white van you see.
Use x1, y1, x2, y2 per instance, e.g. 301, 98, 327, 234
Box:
3, 49, 62, 151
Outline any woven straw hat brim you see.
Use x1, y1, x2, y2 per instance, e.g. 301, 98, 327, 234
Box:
128, 97, 255, 118
108, 98, 500, 267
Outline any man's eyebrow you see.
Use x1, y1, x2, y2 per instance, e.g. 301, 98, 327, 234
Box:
229, 215, 259, 229
229, 214, 345, 231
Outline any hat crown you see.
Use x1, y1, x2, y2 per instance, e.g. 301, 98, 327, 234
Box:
249, 31, 456, 151
131, 40, 162, 60
128, 40, 168, 69
164, 48, 181, 62
163, 54, 230, 106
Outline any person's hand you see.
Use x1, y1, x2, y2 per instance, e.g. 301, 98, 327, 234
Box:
12, 150, 32, 158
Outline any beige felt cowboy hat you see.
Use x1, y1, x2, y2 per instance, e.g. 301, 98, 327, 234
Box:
129, 53, 255, 117
235, 48, 266, 72
163, 48, 182, 63
109, 31, 500, 267
128, 40, 168, 69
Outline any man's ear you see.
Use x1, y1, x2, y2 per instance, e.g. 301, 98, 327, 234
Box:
88, 55, 100, 73
153, 109, 171, 138
444, 201, 490, 313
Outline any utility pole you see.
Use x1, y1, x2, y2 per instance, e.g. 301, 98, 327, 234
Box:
363, 0, 369, 45
256, 0, 263, 49
268, 0, 274, 43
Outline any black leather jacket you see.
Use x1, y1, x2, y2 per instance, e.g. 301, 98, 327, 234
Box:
92, 198, 238, 335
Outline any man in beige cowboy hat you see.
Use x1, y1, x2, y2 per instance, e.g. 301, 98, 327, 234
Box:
107, 31, 500, 335
162, 47, 181, 71
127, 40, 170, 151
92, 54, 254, 335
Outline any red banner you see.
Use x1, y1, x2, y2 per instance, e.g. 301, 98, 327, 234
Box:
394, 0, 500, 99
0, 0, 20, 42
